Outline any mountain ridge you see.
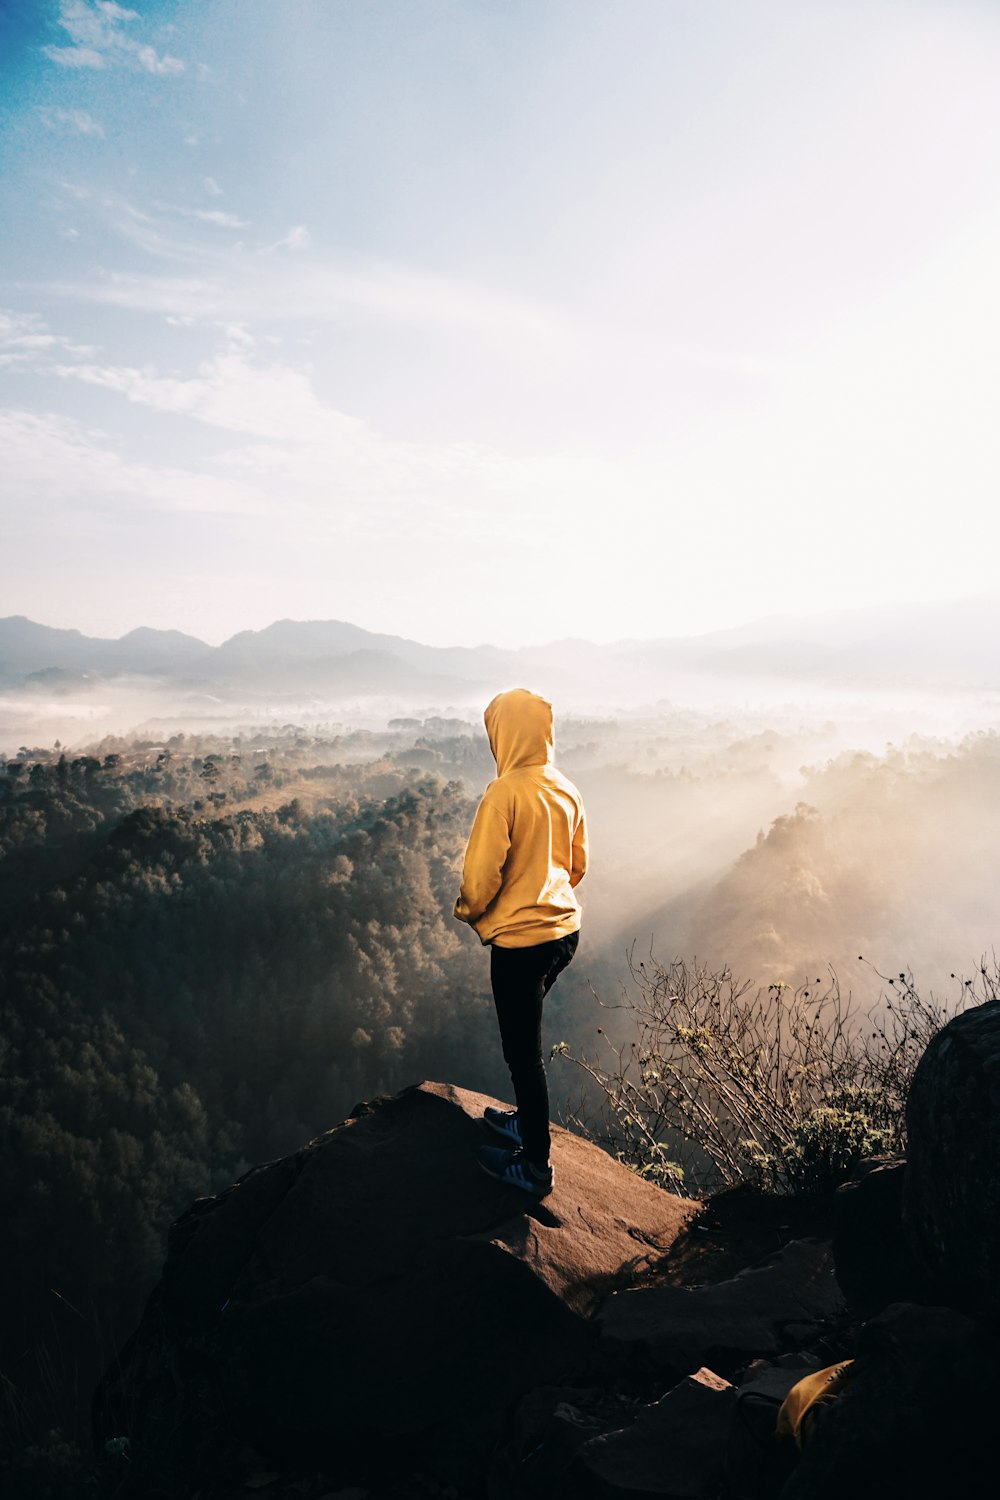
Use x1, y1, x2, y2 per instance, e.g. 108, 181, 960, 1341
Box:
3, 593, 1000, 699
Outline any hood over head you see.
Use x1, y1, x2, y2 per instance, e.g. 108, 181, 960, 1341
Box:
484, 688, 554, 775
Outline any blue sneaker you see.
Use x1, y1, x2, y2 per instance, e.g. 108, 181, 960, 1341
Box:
478, 1145, 554, 1198
483, 1106, 522, 1147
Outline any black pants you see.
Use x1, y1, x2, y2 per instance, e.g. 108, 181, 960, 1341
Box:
490, 930, 579, 1165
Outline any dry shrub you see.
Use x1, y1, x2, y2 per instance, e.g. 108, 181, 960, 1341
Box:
554, 952, 999, 1196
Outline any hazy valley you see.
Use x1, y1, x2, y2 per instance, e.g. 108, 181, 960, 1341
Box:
3, 605, 1000, 1470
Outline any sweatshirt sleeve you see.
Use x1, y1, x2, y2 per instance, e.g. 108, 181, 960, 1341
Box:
454, 792, 511, 925
569, 806, 588, 888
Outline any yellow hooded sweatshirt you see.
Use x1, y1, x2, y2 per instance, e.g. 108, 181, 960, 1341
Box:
454, 688, 588, 948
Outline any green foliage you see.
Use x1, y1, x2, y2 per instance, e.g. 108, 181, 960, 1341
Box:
0, 747, 503, 1462
614, 1142, 685, 1192
742, 1086, 893, 1195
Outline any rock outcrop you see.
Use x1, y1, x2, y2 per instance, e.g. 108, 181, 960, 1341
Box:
831, 1157, 926, 1319
571, 1367, 736, 1499
779, 1302, 996, 1498
94, 1082, 697, 1490
903, 998, 1000, 1320
95, 1000, 1000, 1499
790, 999, 1000, 1495
598, 1238, 844, 1381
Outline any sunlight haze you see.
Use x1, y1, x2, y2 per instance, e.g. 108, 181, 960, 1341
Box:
2, 0, 999, 646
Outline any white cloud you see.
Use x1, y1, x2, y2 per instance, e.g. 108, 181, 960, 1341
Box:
56, 349, 365, 445
43, 240, 571, 359
273, 225, 311, 252
0, 407, 270, 516
25, 289, 1000, 645
95, 198, 207, 262
155, 202, 249, 230
203, 177, 223, 197
0, 310, 92, 368
134, 43, 183, 76
44, 1, 184, 76
221, 323, 254, 349
40, 200, 570, 359
49, 343, 544, 544
44, 45, 105, 69
188, 208, 246, 229
38, 108, 105, 139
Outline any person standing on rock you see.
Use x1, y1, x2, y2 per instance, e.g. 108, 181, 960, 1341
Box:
454, 687, 588, 1199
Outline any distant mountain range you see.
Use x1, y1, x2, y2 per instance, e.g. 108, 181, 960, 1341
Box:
3, 595, 1000, 704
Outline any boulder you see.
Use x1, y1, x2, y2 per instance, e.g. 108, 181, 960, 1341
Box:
724, 1357, 819, 1500
598, 1239, 845, 1381
655, 1184, 832, 1289
570, 1368, 736, 1499
903, 999, 1000, 1319
778, 1302, 996, 1498
489, 1384, 636, 1499
832, 1158, 928, 1318
94, 1081, 697, 1491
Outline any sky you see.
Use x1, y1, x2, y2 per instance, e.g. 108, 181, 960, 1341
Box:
1, 0, 999, 649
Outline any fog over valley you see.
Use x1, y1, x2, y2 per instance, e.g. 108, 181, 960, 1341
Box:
4, 606, 999, 1466
6, 604, 1000, 1005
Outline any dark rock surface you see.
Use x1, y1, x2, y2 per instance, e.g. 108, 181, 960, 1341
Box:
832, 1158, 927, 1318
89, 997, 1000, 1499
903, 999, 1000, 1320
105, 1059, 1000, 1500
650, 1185, 833, 1289
570, 1368, 736, 1499
95, 1081, 697, 1491
778, 1302, 996, 1498
724, 1358, 816, 1500
489, 1384, 638, 1499
598, 1238, 845, 1381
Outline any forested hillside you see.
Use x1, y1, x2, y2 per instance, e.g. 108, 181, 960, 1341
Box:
638, 731, 1000, 987
5, 714, 1000, 1467
0, 744, 515, 1438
